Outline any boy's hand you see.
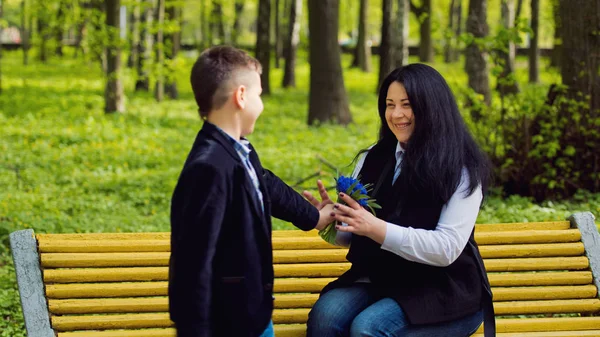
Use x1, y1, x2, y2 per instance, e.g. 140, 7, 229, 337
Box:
302, 180, 333, 210
315, 203, 335, 231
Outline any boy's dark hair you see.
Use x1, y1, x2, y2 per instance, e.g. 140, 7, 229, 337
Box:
191, 46, 262, 119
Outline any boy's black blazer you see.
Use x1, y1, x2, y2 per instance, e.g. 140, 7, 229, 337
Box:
169, 122, 319, 337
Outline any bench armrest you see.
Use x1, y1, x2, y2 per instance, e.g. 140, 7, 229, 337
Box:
10, 229, 55, 337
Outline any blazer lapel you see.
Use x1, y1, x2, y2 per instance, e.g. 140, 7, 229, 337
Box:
201, 122, 269, 236
248, 146, 271, 236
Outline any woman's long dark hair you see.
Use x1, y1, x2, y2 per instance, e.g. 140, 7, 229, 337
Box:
371, 64, 491, 203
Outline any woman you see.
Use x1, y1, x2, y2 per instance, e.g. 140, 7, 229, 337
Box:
304, 64, 494, 337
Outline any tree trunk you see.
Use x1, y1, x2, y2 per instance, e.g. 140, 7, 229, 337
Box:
211, 1, 226, 44
275, 0, 282, 68
54, 0, 66, 57
560, 0, 600, 116
199, 0, 209, 49
515, 0, 523, 23
379, 0, 395, 90
135, 0, 154, 92
21, 0, 30, 65
282, 0, 301, 88
452, 0, 463, 62
497, 0, 519, 95
256, 0, 271, 95
154, 0, 165, 102
411, 0, 433, 62
74, 0, 88, 59
351, 0, 371, 72
165, 1, 181, 99
550, 0, 561, 68
558, 0, 600, 192
105, 0, 125, 113
0, 0, 3, 94
465, 0, 491, 110
529, 0, 539, 83
395, 0, 409, 67
444, 0, 461, 63
127, 0, 141, 68
38, 16, 49, 63
307, 0, 352, 125
232, 1, 244, 46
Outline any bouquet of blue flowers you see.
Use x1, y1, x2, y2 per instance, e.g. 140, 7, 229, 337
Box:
318, 175, 381, 245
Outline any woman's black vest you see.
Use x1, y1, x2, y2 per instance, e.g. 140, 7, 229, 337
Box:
327, 141, 484, 325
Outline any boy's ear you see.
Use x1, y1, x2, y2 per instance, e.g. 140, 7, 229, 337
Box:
234, 85, 246, 110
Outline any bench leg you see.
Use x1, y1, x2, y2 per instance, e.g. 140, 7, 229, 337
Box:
9, 229, 55, 337
569, 212, 600, 299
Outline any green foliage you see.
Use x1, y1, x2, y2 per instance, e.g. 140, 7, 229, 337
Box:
0, 255, 25, 337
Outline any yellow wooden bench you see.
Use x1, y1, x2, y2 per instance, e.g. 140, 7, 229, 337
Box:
9, 211, 600, 337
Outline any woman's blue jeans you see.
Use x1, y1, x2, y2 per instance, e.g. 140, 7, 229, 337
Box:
306, 284, 483, 337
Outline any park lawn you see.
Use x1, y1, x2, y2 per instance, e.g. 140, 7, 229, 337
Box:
0, 50, 598, 335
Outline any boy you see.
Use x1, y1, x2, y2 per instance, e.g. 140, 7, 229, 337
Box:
169, 46, 333, 337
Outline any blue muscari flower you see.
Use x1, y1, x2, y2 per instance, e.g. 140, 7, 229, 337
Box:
336, 176, 369, 206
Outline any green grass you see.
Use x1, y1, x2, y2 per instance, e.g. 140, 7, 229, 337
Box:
0, 50, 598, 335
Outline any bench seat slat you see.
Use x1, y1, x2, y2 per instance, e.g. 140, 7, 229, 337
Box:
43, 264, 593, 284
478, 243, 584, 258
40, 252, 590, 271
50, 312, 600, 332
47, 285, 600, 314
36, 221, 572, 243
475, 230, 581, 245
48, 296, 600, 315
38, 239, 585, 254
56, 329, 600, 337
58, 329, 175, 337
493, 299, 600, 314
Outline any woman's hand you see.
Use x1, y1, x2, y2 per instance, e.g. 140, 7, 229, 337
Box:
332, 193, 387, 244
302, 180, 333, 210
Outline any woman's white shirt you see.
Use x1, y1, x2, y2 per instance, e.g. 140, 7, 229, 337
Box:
334, 143, 482, 267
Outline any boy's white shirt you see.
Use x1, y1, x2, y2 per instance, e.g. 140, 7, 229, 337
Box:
335, 143, 482, 267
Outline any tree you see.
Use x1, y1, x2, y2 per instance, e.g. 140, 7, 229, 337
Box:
465, 0, 491, 109
558, 0, 600, 193
560, 0, 600, 118
351, 0, 372, 72
307, 0, 352, 125
20, 0, 31, 65
211, 1, 227, 44
199, 0, 210, 49
256, 0, 271, 94
496, 0, 519, 96
127, 0, 141, 68
549, 0, 561, 68
410, 0, 433, 62
165, 0, 181, 99
0, 0, 3, 94
37, 3, 50, 63
275, 0, 282, 68
232, 1, 244, 46
282, 0, 301, 88
528, 0, 539, 83
54, 0, 66, 57
395, 0, 409, 67
135, 0, 154, 92
379, 0, 395, 89
444, 0, 462, 63
105, 0, 125, 113
155, 0, 165, 102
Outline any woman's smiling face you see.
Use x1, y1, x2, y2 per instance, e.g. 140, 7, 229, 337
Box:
385, 81, 415, 144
